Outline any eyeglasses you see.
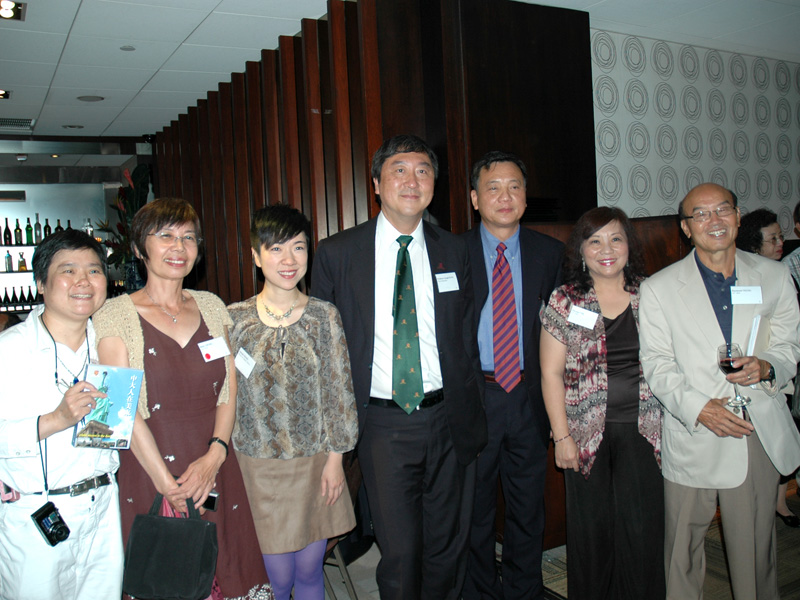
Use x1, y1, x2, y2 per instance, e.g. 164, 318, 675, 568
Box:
147, 232, 202, 246
763, 234, 785, 245
681, 204, 736, 223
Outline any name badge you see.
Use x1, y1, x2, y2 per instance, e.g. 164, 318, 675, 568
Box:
435, 272, 459, 292
235, 348, 256, 378
198, 337, 231, 362
731, 286, 762, 305
567, 305, 599, 329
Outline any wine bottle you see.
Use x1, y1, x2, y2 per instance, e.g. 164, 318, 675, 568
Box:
17, 253, 26, 272
66, 219, 73, 230
3, 218, 11, 245
33, 285, 42, 305
13, 219, 22, 245
0, 288, 7, 313
34, 213, 42, 244
10, 287, 18, 312
4, 250, 11, 272
55, 219, 64, 233
43, 218, 52, 238
25, 217, 33, 244
20, 287, 30, 311
1, 288, 10, 312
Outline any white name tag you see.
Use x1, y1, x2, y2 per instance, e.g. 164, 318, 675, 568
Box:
731, 286, 762, 304
198, 337, 231, 362
435, 272, 459, 292
235, 348, 256, 378
567, 305, 599, 329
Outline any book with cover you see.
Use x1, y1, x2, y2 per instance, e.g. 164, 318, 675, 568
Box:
72, 364, 143, 450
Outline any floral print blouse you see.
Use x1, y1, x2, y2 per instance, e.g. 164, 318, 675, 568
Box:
541, 283, 661, 477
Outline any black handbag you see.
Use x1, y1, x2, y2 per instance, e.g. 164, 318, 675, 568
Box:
122, 492, 218, 600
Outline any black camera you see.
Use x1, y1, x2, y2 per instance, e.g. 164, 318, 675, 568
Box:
31, 501, 70, 546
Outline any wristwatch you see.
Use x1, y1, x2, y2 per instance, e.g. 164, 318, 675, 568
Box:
760, 362, 776, 383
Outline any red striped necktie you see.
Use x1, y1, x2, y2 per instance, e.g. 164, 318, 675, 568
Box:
492, 242, 520, 392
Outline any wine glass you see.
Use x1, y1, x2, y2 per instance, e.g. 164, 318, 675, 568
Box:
717, 343, 751, 408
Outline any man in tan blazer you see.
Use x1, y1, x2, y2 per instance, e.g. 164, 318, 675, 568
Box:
640, 183, 800, 600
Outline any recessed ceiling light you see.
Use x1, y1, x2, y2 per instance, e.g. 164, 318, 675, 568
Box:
120, 45, 136, 52
77, 95, 104, 102
62, 124, 84, 129
0, 90, 9, 100
0, 1, 24, 20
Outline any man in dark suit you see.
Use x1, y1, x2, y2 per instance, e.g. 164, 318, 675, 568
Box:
461, 151, 563, 600
311, 135, 487, 600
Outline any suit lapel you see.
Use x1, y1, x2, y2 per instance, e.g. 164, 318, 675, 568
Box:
468, 227, 489, 315
676, 251, 727, 349
351, 220, 377, 341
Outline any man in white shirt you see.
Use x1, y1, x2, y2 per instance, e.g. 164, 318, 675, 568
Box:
312, 135, 487, 600
0, 230, 122, 600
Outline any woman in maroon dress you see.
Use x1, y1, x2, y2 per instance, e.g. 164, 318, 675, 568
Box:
94, 197, 271, 599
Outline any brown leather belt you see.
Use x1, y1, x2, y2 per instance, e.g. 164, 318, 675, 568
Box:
48, 473, 112, 497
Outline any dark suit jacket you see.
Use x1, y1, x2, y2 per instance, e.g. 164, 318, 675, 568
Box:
464, 225, 563, 446
311, 217, 488, 464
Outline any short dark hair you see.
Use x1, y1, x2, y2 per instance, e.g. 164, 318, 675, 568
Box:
370, 134, 439, 182
470, 151, 527, 191
250, 204, 312, 251
736, 208, 778, 254
33, 229, 108, 287
793, 200, 800, 226
564, 206, 645, 293
130, 197, 202, 261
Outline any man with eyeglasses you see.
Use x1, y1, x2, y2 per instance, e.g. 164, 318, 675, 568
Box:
639, 183, 800, 599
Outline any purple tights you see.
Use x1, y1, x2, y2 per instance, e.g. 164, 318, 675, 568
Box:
263, 538, 327, 600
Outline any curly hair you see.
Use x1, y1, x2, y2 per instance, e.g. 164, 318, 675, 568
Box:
564, 207, 645, 293
736, 208, 777, 254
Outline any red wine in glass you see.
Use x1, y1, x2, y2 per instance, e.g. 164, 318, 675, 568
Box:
716, 343, 751, 407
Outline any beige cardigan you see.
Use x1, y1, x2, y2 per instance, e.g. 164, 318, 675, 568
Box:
93, 290, 233, 419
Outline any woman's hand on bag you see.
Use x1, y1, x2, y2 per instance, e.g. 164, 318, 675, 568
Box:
321, 453, 346, 506
554, 435, 580, 472
170, 448, 224, 509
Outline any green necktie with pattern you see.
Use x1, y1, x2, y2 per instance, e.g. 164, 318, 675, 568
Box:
392, 235, 424, 413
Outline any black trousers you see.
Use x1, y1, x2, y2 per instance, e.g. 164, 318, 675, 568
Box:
462, 381, 547, 600
564, 421, 665, 600
359, 401, 471, 600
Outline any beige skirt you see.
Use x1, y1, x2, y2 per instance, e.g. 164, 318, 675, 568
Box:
235, 450, 356, 554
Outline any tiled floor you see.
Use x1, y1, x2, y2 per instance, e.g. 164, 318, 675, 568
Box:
324, 542, 381, 600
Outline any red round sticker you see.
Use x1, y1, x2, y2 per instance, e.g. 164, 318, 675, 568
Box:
205, 353, 211, 360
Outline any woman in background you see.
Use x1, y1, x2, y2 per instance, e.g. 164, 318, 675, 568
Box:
737, 207, 799, 528
540, 206, 663, 600
228, 205, 358, 600
94, 197, 271, 599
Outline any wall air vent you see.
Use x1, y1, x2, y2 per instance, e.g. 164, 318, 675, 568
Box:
0, 118, 34, 131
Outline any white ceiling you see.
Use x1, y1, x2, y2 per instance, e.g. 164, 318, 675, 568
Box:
0, 0, 798, 142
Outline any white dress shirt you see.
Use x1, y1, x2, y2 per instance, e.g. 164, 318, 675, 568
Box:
371, 212, 443, 399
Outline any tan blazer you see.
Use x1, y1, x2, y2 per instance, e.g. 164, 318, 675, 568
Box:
640, 249, 800, 489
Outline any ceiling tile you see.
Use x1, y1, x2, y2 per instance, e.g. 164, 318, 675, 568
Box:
0, 0, 81, 35
0, 60, 58, 87
72, 0, 208, 43
660, 0, 799, 39
128, 90, 207, 109
52, 65, 154, 91
145, 70, 229, 93
214, 0, 327, 19
61, 35, 179, 69
0, 30, 67, 64
583, 0, 720, 28
45, 87, 137, 108
716, 11, 800, 57
161, 44, 262, 72
185, 13, 303, 50
0, 85, 49, 109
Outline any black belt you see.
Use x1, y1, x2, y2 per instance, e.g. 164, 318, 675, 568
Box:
483, 370, 525, 384
47, 473, 112, 497
369, 389, 444, 410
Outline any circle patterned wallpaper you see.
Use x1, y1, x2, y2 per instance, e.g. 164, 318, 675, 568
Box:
592, 30, 800, 233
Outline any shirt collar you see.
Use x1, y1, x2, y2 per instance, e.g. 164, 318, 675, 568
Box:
694, 251, 736, 284
479, 222, 520, 260
376, 211, 425, 251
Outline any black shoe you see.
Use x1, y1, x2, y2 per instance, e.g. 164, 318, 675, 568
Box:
776, 511, 800, 527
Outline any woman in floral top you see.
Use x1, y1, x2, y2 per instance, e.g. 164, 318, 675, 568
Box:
540, 207, 663, 600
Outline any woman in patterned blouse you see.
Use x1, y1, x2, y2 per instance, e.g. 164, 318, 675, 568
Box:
227, 205, 358, 600
540, 207, 663, 600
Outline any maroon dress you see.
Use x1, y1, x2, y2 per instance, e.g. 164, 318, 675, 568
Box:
118, 316, 270, 600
